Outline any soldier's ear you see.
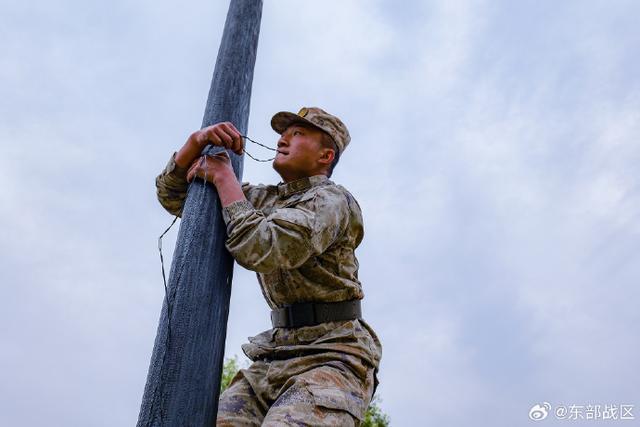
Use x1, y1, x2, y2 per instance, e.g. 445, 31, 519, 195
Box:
317, 148, 335, 165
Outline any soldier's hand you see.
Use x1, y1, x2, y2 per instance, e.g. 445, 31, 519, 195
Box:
175, 122, 243, 168
196, 122, 243, 154
186, 151, 234, 185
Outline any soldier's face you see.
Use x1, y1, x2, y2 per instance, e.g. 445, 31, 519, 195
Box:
273, 124, 325, 182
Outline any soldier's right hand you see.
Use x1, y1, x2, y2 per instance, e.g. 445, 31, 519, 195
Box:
175, 122, 243, 168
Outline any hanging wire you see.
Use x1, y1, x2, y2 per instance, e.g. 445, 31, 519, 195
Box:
158, 216, 178, 342
240, 134, 278, 162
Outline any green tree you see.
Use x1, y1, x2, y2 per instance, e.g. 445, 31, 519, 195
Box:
219, 357, 390, 426
361, 395, 390, 427
220, 355, 241, 393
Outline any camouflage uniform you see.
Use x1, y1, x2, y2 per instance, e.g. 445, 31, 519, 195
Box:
156, 108, 382, 426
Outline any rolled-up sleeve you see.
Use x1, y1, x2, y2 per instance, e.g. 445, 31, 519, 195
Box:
155, 153, 190, 217
222, 190, 348, 273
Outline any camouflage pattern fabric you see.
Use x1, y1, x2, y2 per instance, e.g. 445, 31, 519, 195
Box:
217, 354, 376, 426
156, 153, 382, 425
155, 153, 190, 217
270, 107, 351, 154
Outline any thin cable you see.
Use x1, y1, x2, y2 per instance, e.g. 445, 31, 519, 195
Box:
241, 134, 277, 151
158, 216, 178, 343
240, 134, 278, 161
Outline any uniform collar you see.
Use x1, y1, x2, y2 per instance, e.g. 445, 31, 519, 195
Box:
277, 175, 328, 197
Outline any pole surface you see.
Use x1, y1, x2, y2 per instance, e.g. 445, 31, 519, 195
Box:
138, 1, 263, 425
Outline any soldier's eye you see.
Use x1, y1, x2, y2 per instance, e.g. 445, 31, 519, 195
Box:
293, 130, 302, 136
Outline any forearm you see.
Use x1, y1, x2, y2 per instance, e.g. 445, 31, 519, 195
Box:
215, 169, 247, 207
175, 134, 204, 168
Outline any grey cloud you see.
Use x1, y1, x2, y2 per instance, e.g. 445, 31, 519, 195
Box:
1, 0, 639, 426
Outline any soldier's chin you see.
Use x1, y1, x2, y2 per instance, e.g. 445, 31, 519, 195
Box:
272, 158, 287, 175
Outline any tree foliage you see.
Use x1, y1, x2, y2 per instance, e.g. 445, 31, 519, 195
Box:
220, 355, 241, 394
361, 395, 390, 427
219, 357, 390, 426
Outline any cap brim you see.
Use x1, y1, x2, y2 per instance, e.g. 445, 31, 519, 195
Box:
271, 111, 321, 134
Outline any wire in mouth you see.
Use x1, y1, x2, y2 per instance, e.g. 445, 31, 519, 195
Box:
240, 135, 283, 162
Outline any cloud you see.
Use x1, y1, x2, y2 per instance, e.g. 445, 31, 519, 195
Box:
1, 0, 639, 425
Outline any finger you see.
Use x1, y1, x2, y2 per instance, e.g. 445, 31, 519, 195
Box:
221, 122, 243, 154
200, 155, 215, 172
187, 157, 203, 181
196, 130, 210, 147
233, 135, 243, 155
213, 125, 234, 150
187, 165, 199, 182
203, 128, 223, 147
188, 157, 201, 173
226, 122, 241, 135
209, 151, 230, 162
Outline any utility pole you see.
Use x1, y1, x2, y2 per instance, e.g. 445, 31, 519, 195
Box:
138, 1, 263, 425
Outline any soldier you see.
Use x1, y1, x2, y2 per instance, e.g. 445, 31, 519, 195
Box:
156, 107, 382, 426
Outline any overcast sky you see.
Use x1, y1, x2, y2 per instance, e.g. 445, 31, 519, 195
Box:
1, 0, 639, 426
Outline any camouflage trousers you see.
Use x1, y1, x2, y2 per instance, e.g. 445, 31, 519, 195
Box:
216, 356, 376, 426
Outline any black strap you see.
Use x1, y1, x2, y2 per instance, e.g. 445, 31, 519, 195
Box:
271, 300, 362, 328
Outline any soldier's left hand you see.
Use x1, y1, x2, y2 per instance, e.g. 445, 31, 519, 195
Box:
186, 151, 234, 185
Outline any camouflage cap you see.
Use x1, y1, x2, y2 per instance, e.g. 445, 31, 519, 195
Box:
271, 107, 351, 154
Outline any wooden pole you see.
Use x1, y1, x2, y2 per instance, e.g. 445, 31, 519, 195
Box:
138, 1, 263, 425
